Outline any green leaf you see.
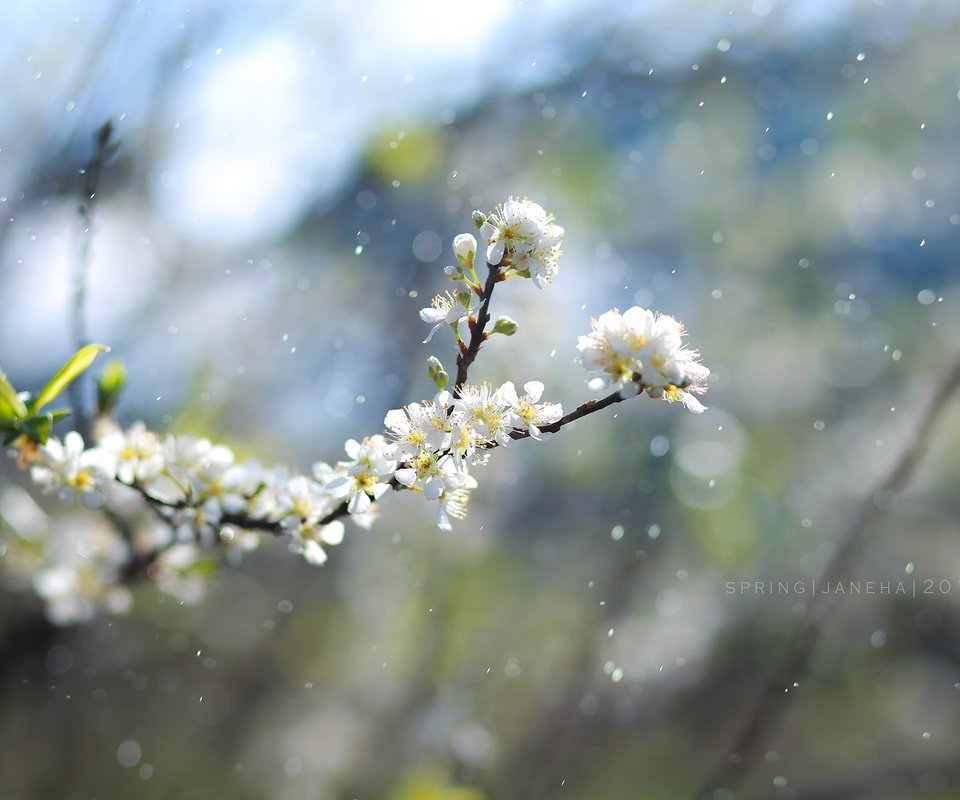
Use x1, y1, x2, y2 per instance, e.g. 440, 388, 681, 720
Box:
0, 368, 27, 420
21, 414, 53, 445
33, 343, 108, 412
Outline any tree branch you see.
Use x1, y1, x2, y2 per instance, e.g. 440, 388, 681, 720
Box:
453, 259, 502, 393
694, 352, 960, 799
69, 121, 116, 441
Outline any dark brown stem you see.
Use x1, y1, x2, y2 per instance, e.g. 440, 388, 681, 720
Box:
114, 381, 644, 577
507, 381, 646, 443
693, 353, 960, 799
453, 259, 502, 393
118, 482, 352, 578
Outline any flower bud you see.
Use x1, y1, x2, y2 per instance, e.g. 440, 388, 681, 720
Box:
96, 358, 128, 415
427, 356, 449, 390
453, 233, 477, 267
491, 316, 518, 336
471, 210, 486, 230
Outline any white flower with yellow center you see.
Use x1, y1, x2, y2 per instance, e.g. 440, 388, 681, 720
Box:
30, 432, 117, 504
578, 306, 709, 411
506, 381, 563, 440
447, 422, 489, 467
395, 452, 466, 500
660, 359, 710, 414
515, 219, 564, 288
384, 391, 454, 459
436, 470, 478, 531
270, 475, 337, 526
419, 291, 471, 344
291, 520, 345, 566
326, 435, 397, 515
98, 422, 165, 485
577, 308, 641, 395
480, 197, 550, 266
452, 382, 518, 447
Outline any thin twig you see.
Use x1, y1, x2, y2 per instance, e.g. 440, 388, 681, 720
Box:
102, 370, 652, 579
508, 381, 646, 442
694, 353, 960, 799
69, 121, 116, 441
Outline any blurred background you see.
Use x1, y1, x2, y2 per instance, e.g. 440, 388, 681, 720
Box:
3, 0, 960, 797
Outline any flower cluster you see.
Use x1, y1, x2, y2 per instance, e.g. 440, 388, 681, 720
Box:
474, 197, 564, 287
2, 195, 711, 625
0, 481, 216, 624
24, 422, 402, 569
576, 306, 710, 412
383, 382, 563, 529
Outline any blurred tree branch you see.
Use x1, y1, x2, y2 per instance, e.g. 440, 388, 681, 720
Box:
695, 353, 960, 799
749, 755, 960, 800
69, 121, 118, 442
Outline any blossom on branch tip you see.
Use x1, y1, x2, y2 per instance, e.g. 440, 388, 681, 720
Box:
478, 197, 564, 286
453, 232, 477, 268
577, 305, 710, 412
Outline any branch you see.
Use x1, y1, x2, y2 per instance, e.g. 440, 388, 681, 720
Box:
510, 382, 645, 442
69, 121, 116, 441
453, 259, 502, 393
748, 755, 960, 800
92, 381, 644, 580
694, 352, 960, 799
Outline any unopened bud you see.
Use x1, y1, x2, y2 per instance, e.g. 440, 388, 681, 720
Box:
491, 316, 518, 336
427, 356, 449, 390
471, 210, 486, 230
96, 358, 128, 414
453, 233, 477, 267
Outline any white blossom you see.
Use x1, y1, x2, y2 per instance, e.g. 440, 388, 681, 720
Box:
30, 432, 117, 504
436, 471, 478, 531
270, 475, 337, 526
395, 452, 467, 500
419, 291, 471, 343
506, 381, 563, 440
453, 232, 477, 267
577, 306, 709, 411
29, 517, 132, 625
291, 520, 346, 566
98, 422, 165, 485
478, 197, 564, 286
480, 197, 549, 266
384, 391, 454, 459
452, 382, 518, 447
325, 435, 397, 515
